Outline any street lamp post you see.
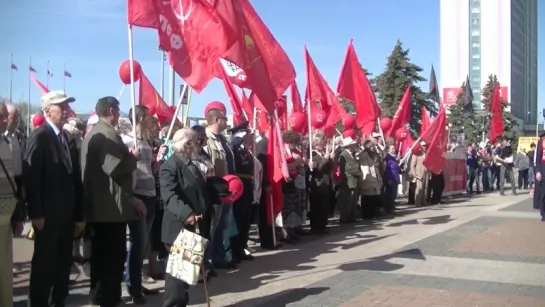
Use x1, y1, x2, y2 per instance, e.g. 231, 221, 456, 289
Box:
535, 110, 543, 137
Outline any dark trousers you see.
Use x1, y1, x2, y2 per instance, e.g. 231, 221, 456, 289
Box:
124, 195, 156, 296
493, 165, 501, 189
482, 168, 491, 191
90, 222, 127, 307
231, 182, 254, 258
309, 190, 330, 232
408, 182, 416, 205
360, 194, 382, 219
258, 195, 275, 248
28, 222, 73, 306
163, 245, 190, 307
383, 184, 397, 212
518, 169, 529, 189
429, 173, 445, 203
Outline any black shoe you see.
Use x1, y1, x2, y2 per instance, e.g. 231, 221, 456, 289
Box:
142, 287, 159, 296
132, 296, 147, 305
206, 268, 218, 278
215, 262, 238, 270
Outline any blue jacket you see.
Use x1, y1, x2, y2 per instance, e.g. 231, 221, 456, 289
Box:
383, 153, 401, 185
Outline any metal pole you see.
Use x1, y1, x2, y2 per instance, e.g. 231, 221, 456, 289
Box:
168, 64, 175, 106
27, 57, 32, 135
536, 112, 540, 137
46, 60, 49, 88
160, 48, 165, 99
9, 54, 13, 103
63, 62, 66, 93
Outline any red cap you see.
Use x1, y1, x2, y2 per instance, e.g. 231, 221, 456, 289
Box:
204, 101, 227, 117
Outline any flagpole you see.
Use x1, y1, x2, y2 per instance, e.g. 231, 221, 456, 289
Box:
159, 47, 165, 99
127, 25, 138, 138
46, 60, 50, 88
27, 57, 32, 136
9, 54, 13, 103
168, 64, 175, 106
63, 62, 66, 93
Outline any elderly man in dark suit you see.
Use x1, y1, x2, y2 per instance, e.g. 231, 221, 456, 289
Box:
23, 91, 85, 307
337, 136, 362, 223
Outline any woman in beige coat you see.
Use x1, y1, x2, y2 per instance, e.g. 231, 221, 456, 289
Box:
359, 139, 383, 219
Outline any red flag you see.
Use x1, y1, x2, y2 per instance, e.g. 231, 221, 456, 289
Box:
265, 119, 289, 224
337, 40, 380, 129
489, 85, 504, 143
216, 58, 250, 89
256, 108, 270, 133
30, 75, 49, 93
420, 106, 431, 135
30, 75, 76, 117
139, 73, 175, 124
128, 0, 237, 93
218, 0, 296, 114
386, 85, 412, 137
218, 62, 246, 125
240, 90, 254, 125
304, 47, 344, 130
276, 96, 288, 131
290, 81, 303, 113
420, 107, 448, 174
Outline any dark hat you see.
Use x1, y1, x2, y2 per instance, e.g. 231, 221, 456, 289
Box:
228, 121, 251, 136
205, 176, 230, 204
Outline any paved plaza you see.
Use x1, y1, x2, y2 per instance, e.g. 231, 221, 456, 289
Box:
13, 192, 545, 306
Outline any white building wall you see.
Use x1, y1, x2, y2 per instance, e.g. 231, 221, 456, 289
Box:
439, 0, 469, 90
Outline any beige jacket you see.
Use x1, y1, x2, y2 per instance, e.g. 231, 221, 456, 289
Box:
409, 153, 428, 181
358, 151, 382, 196
204, 129, 235, 177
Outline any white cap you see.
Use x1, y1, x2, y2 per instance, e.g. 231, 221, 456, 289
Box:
341, 137, 357, 147
41, 91, 75, 109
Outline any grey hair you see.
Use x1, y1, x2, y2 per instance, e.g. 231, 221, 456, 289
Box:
312, 129, 326, 148
171, 128, 198, 157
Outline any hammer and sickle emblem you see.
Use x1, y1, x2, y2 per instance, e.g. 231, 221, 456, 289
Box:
244, 35, 255, 49
173, 0, 193, 25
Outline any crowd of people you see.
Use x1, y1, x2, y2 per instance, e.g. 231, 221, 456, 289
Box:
0, 91, 532, 307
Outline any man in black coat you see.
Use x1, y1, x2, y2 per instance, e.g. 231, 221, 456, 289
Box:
533, 134, 545, 221
23, 91, 84, 307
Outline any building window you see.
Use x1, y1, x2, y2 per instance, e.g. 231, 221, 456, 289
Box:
471, 7, 480, 13
471, 41, 480, 47
472, 18, 479, 25
472, 54, 481, 59
471, 30, 480, 36
472, 65, 480, 70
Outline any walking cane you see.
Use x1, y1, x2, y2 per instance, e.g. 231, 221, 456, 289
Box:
195, 220, 211, 307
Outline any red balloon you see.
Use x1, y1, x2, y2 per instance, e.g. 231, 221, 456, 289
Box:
342, 129, 356, 139
288, 112, 306, 132
204, 101, 227, 116
380, 117, 393, 132
119, 60, 142, 85
342, 114, 356, 129
222, 175, 244, 203
311, 109, 327, 129
395, 127, 408, 141
146, 104, 157, 116
32, 114, 45, 128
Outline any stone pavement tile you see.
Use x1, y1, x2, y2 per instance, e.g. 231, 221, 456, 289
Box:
337, 285, 545, 307
452, 218, 545, 257
500, 198, 539, 212
265, 271, 545, 307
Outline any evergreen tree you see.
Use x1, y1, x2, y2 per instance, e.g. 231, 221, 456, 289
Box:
447, 83, 482, 144
375, 40, 437, 137
481, 75, 518, 143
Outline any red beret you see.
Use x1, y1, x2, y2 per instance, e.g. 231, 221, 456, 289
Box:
204, 101, 227, 117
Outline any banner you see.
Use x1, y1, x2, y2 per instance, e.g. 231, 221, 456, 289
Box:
442, 152, 467, 196
517, 136, 538, 153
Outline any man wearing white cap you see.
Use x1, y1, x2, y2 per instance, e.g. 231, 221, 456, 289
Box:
23, 91, 85, 307
337, 136, 362, 223
409, 141, 429, 207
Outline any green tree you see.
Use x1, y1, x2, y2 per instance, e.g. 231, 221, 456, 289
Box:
375, 40, 436, 137
447, 83, 482, 144
481, 75, 518, 143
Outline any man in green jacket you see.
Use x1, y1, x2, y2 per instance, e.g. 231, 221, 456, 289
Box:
80, 96, 146, 307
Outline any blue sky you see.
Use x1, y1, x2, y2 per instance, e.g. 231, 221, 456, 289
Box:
0, 0, 543, 119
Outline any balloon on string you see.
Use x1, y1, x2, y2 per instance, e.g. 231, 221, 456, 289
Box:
342, 114, 356, 129
311, 109, 327, 129
380, 117, 393, 132
395, 127, 409, 141
288, 112, 306, 132
32, 114, 45, 128
204, 101, 227, 116
342, 129, 356, 139
222, 175, 244, 203
119, 60, 142, 85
